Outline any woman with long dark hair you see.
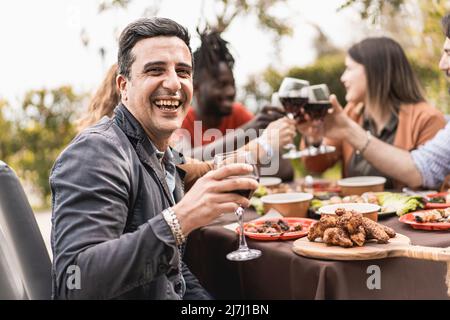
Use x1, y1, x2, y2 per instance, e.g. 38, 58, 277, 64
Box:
304, 37, 447, 188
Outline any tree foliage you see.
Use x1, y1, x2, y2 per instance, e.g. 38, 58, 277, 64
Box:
339, 0, 404, 23
5, 87, 84, 205
0, 100, 18, 163
210, 0, 292, 37
97, 0, 293, 37
98, 0, 132, 13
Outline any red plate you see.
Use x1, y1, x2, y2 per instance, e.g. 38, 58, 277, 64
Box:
313, 186, 341, 194
239, 217, 317, 241
312, 181, 341, 193
399, 211, 450, 231
425, 192, 450, 209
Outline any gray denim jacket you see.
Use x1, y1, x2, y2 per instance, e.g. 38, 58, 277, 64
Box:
50, 104, 209, 300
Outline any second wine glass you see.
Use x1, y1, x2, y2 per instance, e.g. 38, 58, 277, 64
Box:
303, 84, 336, 156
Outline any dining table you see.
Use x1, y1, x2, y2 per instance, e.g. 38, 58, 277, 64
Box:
184, 207, 450, 299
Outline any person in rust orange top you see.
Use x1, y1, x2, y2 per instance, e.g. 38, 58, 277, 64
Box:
182, 101, 254, 146
302, 37, 446, 189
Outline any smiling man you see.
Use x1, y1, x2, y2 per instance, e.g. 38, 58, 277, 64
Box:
117, 32, 193, 150
49, 17, 259, 300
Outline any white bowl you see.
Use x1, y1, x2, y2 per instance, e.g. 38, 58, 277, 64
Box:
338, 176, 386, 196
318, 203, 381, 221
259, 177, 282, 187
261, 192, 313, 217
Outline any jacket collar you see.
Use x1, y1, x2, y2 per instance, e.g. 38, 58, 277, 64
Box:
113, 103, 186, 203
114, 103, 185, 163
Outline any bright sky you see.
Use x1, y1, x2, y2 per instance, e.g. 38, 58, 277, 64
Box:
0, 0, 361, 105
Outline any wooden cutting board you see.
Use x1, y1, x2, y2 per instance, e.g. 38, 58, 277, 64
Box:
292, 233, 450, 261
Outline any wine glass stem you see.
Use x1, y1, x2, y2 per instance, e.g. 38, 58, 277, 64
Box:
284, 113, 297, 151
236, 206, 249, 250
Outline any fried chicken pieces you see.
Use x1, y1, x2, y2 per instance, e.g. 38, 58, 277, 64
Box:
307, 208, 396, 247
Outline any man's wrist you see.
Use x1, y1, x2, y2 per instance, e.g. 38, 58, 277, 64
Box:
162, 207, 187, 246
172, 203, 194, 237
347, 120, 368, 150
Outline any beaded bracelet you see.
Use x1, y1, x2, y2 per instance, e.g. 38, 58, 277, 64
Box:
162, 207, 186, 246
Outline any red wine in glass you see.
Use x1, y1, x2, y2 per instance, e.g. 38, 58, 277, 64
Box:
279, 97, 309, 123
234, 189, 254, 198
226, 175, 259, 199
303, 84, 336, 155
213, 151, 261, 261
303, 102, 332, 121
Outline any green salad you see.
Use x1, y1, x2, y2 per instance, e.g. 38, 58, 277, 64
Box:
310, 192, 425, 216
250, 185, 268, 215
376, 192, 424, 216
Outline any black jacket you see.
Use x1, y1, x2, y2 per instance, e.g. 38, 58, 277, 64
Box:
50, 104, 209, 299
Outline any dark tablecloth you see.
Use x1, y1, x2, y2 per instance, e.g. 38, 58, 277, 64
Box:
184, 211, 450, 299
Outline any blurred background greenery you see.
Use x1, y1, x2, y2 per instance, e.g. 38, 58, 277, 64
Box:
1, 0, 449, 208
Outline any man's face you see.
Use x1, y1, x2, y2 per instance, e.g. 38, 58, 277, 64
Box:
118, 36, 193, 143
195, 62, 236, 117
439, 37, 450, 78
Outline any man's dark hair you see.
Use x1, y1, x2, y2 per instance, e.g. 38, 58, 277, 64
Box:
442, 14, 450, 38
118, 17, 192, 79
193, 29, 235, 87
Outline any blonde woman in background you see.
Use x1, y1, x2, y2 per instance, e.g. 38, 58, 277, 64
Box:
77, 64, 119, 132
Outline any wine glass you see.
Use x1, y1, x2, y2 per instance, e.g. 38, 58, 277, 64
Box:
303, 84, 336, 156
270, 92, 283, 110
213, 150, 261, 261
277, 77, 310, 159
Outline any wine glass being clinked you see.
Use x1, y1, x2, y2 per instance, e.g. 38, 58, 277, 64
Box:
302, 84, 336, 156
277, 77, 310, 159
